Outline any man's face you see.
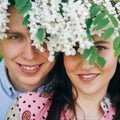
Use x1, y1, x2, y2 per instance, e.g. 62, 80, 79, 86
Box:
0, 6, 56, 92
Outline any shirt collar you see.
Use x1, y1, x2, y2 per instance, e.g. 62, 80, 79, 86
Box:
0, 59, 17, 96
100, 96, 111, 112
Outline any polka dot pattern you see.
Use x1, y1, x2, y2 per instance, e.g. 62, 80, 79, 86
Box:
101, 104, 115, 120
5, 99, 21, 120
5, 92, 115, 120
18, 92, 52, 120
5, 92, 53, 120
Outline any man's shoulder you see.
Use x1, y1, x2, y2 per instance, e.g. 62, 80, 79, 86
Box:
0, 59, 15, 99
0, 59, 6, 72
0, 59, 8, 84
0, 91, 15, 120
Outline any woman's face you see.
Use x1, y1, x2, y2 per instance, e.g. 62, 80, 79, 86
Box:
0, 6, 56, 91
64, 35, 118, 96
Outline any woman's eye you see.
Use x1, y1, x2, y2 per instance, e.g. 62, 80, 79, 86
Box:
96, 46, 106, 51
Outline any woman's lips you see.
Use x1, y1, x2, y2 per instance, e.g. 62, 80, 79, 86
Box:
78, 74, 99, 82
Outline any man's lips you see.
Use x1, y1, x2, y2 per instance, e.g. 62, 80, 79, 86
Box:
18, 63, 42, 74
78, 74, 99, 82
21, 65, 39, 71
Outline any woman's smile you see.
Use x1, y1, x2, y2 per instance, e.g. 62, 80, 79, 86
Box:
78, 73, 99, 82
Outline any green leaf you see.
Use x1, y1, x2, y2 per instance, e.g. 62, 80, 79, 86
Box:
61, 0, 68, 2
15, 0, 29, 8
90, 4, 100, 17
59, 4, 64, 16
118, 28, 120, 34
54, 52, 60, 56
100, 5, 109, 14
36, 28, 45, 42
86, 29, 93, 40
103, 27, 114, 41
9, 0, 15, 5
96, 18, 109, 30
0, 53, 3, 61
82, 47, 93, 59
97, 56, 106, 68
109, 14, 118, 27
82, 46, 95, 59
94, 12, 106, 25
89, 51, 97, 65
86, 18, 93, 39
114, 47, 120, 57
90, 3, 96, 11
22, 14, 30, 25
18, 2, 31, 15
86, 18, 92, 29
113, 36, 120, 50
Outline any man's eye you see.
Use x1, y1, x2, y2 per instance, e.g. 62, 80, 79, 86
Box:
9, 35, 20, 40
7, 34, 21, 40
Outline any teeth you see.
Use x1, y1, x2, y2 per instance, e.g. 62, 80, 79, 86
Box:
21, 65, 39, 71
83, 75, 96, 79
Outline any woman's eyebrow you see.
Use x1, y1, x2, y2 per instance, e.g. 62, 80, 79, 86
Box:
94, 40, 110, 45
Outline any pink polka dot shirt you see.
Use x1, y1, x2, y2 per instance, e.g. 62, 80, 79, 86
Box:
6, 92, 115, 120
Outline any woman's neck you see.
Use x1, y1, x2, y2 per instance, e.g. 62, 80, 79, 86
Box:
74, 91, 106, 120
75, 99, 104, 120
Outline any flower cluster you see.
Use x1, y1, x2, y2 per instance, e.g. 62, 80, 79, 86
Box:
29, 0, 94, 61
0, 0, 10, 39
22, 0, 120, 66
0, 0, 120, 67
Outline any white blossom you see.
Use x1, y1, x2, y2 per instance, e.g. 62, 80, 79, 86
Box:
0, 0, 120, 62
0, 0, 10, 40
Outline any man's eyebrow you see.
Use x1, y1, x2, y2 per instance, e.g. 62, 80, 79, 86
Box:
6, 31, 22, 35
6, 31, 30, 36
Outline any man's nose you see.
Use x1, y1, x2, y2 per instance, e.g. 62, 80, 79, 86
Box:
22, 41, 38, 60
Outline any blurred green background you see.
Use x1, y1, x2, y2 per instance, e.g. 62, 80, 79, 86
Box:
0, 53, 3, 61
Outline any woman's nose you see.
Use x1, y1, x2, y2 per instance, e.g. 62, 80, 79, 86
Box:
79, 57, 94, 70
